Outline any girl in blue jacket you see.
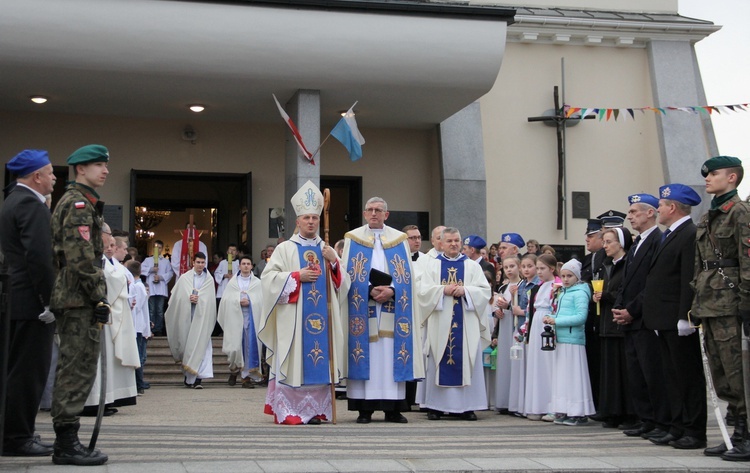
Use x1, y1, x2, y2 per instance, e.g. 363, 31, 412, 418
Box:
542, 258, 596, 426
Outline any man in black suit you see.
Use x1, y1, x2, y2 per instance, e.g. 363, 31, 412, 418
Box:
642, 184, 706, 450
613, 194, 670, 439
581, 218, 606, 412
0, 150, 57, 456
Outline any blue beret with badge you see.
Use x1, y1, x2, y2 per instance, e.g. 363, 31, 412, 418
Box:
6, 149, 50, 177
463, 235, 486, 250
659, 183, 701, 206
701, 155, 742, 177
67, 144, 109, 165
501, 232, 525, 248
628, 193, 659, 209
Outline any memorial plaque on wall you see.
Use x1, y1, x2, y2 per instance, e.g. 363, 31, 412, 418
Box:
385, 211, 430, 240
548, 244, 585, 263
103, 205, 123, 232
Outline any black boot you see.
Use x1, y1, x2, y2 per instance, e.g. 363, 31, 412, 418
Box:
706, 416, 746, 456
722, 416, 750, 462
52, 422, 108, 466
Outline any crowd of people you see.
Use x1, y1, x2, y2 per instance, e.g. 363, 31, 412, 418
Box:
2, 145, 750, 467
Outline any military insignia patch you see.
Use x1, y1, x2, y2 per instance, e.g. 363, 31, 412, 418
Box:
74, 201, 85, 209
78, 226, 90, 241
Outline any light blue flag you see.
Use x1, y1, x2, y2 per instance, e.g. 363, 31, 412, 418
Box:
330, 105, 365, 161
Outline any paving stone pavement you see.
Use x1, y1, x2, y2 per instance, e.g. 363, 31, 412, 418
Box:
2, 384, 750, 472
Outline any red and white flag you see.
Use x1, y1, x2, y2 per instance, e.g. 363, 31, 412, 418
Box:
272, 94, 315, 165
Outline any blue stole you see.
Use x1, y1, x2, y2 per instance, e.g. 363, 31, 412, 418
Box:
240, 291, 260, 371
347, 236, 415, 382
297, 244, 330, 385
437, 254, 466, 387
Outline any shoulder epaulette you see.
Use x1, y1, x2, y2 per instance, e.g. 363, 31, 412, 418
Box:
722, 201, 736, 212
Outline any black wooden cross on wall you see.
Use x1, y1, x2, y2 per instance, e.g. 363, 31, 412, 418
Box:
527, 86, 593, 231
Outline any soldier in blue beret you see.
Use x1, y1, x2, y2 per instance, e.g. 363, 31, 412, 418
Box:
49, 145, 110, 465
0, 150, 56, 456
641, 183, 706, 450
462, 235, 495, 294
692, 157, 750, 460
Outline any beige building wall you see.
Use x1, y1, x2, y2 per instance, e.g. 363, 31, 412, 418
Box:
472, 0, 677, 13
481, 42, 664, 246
0, 110, 438, 254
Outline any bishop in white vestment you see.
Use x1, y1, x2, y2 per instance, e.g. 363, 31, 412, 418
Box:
258, 180, 344, 425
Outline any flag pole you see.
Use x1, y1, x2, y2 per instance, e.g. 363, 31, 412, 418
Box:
323, 188, 337, 424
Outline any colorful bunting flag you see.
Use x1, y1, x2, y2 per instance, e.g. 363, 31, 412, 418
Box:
562, 102, 750, 122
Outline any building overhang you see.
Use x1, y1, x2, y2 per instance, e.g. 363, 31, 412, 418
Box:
0, 0, 514, 128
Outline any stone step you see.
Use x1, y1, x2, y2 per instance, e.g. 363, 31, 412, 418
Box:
143, 336, 233, 385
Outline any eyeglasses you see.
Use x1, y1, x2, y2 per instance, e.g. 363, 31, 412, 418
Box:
364, 208, 384, 214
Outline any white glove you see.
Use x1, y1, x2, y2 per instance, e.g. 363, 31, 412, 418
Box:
677, 319, 695, 337
38, 306, 55, 324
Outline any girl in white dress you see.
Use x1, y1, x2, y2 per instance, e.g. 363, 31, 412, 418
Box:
492, 256, 523, 412
523, 254, 559, 420
507, 254, 540, 415
543, 258, 595, 426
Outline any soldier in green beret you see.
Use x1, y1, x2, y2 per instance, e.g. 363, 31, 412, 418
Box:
691, 155, 750, 461
49, 144, 111, 466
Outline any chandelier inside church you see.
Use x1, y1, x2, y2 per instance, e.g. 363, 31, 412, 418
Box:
135, 206, 171, 232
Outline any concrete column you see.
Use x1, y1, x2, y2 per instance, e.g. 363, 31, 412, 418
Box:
648, 40, 719, 216
283, 90, 320, 238
439, 102, 487, 239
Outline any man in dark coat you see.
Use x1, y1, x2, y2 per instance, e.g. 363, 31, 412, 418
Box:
613, 194, 670, 439
642, 184, 706, 450
0, 150, 57, 456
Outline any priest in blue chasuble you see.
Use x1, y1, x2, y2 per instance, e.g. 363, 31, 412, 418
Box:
418, 227, 491, 421
258, 180, 344, 425
342, 197, 425, 424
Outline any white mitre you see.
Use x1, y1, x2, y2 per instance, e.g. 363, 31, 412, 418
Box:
291, 180, 324, 216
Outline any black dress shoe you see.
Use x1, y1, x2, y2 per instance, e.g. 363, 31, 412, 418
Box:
427, 412, 441, 421
624, 424, 654, 437
385, 412, 408, 424
497, 408, 510, 415
228, 373, 237, 386
602, 419, 620, 429
650, 433, 681, 446
2, 438, 54, 457
307, 417, 322, 425
618, 420, 642, 430
670, 436, 706, 450
356, 415, 371, 424
462, 411, 478, 421
641, 428, 668, 439
32, 434, 53, 449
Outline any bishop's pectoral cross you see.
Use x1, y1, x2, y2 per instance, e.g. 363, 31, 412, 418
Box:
527, 86, 593, 232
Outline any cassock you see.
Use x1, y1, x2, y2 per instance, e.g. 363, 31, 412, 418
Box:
85, 258, 139, 408
217, 272, 263, 379
342, 225, 425, 412
165, 268, 216, 383
258, 234, 344, 424
419, 254, 491, 413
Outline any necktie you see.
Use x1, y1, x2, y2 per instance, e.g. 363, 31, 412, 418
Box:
412, 252, 419, 262
627, 235, 641, 266
661, 229, 671, 243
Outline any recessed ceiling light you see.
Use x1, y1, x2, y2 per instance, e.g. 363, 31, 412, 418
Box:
189, 104, 205, 113
30, 96, 48, 104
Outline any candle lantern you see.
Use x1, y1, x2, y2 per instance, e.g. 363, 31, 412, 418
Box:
510, 340, 524, 361
482, 346, 494, 368
541, 324, 556, 351
490, 346, 497, 370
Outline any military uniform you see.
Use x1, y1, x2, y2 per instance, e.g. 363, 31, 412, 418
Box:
692, 166, 750, 458
49, 144, 110, 466
50, 181, 106, 424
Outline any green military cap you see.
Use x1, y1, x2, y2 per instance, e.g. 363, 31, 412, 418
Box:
67, 144, 109, 165
701, 155, 742, 177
